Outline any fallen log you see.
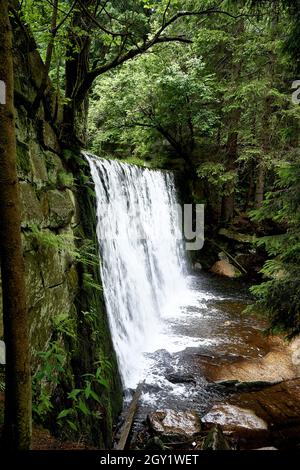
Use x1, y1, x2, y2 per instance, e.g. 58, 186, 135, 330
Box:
115, 381, 144, 450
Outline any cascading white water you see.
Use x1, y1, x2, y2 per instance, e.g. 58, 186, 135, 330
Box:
85, 152, 188, 388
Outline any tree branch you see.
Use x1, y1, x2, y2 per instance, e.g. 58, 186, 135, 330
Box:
74, 7, 248, 106
77, 0, 127, 37
52, 0, 78, 34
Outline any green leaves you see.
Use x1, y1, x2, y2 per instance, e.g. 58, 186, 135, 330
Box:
197, 163, 236, 195
32, 341, 67, 420
57, 408, 73, 420
250, 158, 300, 338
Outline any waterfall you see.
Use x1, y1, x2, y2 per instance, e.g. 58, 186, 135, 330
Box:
85, 153, 187, 388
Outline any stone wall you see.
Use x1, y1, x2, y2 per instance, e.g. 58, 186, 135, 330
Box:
0, 17, 122, 448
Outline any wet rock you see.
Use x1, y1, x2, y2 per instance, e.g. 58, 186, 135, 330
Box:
166, 373, 196, 385
148, 409, 201, 441
202, 404, 268, 431
210, 259, 241, 278
229, 378, 300, 429
193, 262, 202, 271
213, 379, 275, 392
254, 446, 278, 450
202, 425, 231, 450
200, 335, 298, 383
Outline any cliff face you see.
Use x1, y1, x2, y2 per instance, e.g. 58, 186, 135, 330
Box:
0, 18, 122, 448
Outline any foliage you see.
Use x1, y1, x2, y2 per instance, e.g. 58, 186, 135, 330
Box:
28, 224, 101, 277
249, 159, 300, 338
57, 359, 112, 432
88, 43, 217, 166
32, 341, 66, 419
197, 162, 236, 195
32, 330, 113, 431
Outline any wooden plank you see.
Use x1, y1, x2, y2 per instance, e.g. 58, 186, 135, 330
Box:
115, 382, 144, 450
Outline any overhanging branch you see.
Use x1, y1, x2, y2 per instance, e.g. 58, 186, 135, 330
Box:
74, 7, 249, 106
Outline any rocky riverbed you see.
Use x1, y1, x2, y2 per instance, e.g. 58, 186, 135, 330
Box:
115, 272, 300, 450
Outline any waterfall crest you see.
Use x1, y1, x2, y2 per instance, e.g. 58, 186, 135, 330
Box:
85, 153, 187, 388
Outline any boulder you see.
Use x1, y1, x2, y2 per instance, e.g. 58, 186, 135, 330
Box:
148, 409, 201, 441
210, 259, 240, 278
166, 373, 196, 385
202, 404, 268, 431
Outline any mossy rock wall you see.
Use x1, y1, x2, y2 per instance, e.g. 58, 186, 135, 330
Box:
0, 18, 122, 448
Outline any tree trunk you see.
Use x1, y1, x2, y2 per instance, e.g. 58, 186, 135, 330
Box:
31, 0, 58, 117
255, 162, 265, 208
0, 0, 31, 450
243, 161, 255, 212
61, 3, 94, 146
220, 109, 240, 224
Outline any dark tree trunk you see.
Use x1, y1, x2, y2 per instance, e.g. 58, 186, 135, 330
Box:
221, 109, 241, 224
31, 0, 58, 116
0, 0, 31, 450
255, 162, 265, 208
61, 4, 93, 146
243, 161, 255, 212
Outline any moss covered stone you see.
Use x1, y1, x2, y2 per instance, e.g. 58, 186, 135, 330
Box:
19, 181, 44, 227
43, 189, 75, 228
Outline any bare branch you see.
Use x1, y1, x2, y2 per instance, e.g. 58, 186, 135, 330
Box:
77, 0, 127, 37
52, 0, 78, 34
162, 0, 171, 26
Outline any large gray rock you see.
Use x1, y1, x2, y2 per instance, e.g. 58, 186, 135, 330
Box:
202, 404, 268, 431
148, 409, 201, 441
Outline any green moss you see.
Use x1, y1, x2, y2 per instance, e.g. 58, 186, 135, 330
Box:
57, 170, 74, 189
17, 141, 31, 177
